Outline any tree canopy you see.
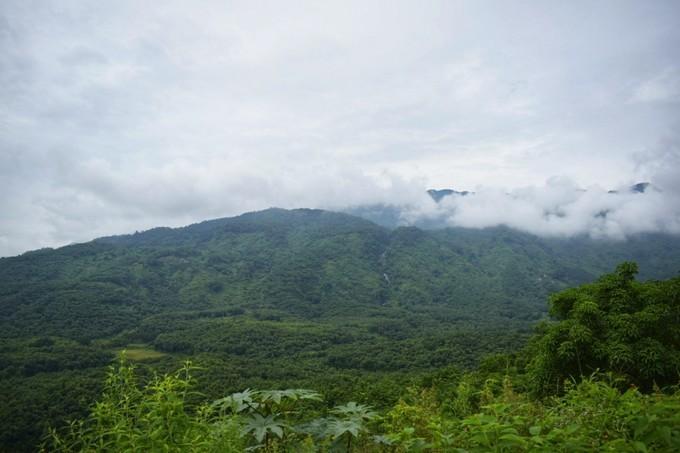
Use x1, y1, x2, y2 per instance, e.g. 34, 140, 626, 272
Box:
529, 262, 680, 395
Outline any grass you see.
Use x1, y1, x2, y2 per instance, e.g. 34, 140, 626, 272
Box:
119, 344, 167, 361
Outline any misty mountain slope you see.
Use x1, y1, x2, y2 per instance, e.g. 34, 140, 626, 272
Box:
344, 182, 679, 238
2, 208, 680, 341
0, 209, 384, 336
2, 207, 680, 451
2, 206, 680, 376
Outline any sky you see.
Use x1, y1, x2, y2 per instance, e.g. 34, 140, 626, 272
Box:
1, 0, 680, 256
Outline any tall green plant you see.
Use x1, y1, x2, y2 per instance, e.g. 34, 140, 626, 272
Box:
44, 354, 244, 452
528, 262, 680, 395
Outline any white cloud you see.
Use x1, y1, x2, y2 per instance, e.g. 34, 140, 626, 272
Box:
1, 0, 680, 256
631, 68, 680, 103
397, 174, 680, 239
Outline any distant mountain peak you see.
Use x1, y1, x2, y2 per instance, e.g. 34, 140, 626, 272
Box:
427, 188, 472, 202
608, 182, 653, 194
631, 182, 651, 193
430, 183, 654, 200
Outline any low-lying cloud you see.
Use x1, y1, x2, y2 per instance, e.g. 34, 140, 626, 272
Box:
1, 1, 680, 256
399, 140, 680, 239
400, 178, 679, 239
1, 145, 679, 257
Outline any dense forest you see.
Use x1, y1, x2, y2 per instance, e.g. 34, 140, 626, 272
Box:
1, 208, 679, 451
45, 263, 680, 451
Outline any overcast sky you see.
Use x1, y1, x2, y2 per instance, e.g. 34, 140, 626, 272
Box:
1, 0, 680, 256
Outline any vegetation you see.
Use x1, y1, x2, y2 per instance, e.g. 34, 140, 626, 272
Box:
528, 262, 680, 395
44, 363, 680, 452
120, 345, 168, 362
46, 263, 680, 451
1, 209, 679, 450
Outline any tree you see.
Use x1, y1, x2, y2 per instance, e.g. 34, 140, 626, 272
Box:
528, 262, 680, 395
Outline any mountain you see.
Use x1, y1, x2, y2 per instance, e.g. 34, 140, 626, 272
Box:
426, 188, 472, 201
5, 207, 678, 339
1, 207, 680, 450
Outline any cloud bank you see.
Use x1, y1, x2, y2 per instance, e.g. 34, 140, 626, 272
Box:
398, 140, 680, 238
1, 1, 680, 256
401, 179, 679, 240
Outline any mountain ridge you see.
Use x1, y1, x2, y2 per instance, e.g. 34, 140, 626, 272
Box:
1, 205, 680, 451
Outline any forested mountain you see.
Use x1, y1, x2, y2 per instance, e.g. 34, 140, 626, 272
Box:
1, 208, 679, 451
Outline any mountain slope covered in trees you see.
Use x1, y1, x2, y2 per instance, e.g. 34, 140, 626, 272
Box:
46, 263, 680, 452
1, 208, 680, 450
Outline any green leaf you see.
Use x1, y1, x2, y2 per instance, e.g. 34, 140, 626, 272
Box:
478, 414, 497, 424
242, 414, 285, 443
212, 389, 256, 414
499, 433, 527, 446
332, 402, 377, 421
565, 424, 580, 434
655, 426, 671, 446
633, 441, 648, 453
327, 418, 362, 438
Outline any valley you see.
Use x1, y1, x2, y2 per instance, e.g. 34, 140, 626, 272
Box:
1, 208, 680, 450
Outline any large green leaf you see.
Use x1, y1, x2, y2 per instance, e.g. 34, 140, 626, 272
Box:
242, 414, 285, 443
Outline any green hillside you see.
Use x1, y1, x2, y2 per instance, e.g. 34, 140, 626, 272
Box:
42, 263, 680, 452
1, 208, 679, 451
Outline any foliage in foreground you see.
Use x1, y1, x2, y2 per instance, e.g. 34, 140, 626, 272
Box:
528, 262, 680, 395
45, 356, 680, 452
381, 376, 680, 452
44, 355, 380, 452
44, 264, 680, 451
